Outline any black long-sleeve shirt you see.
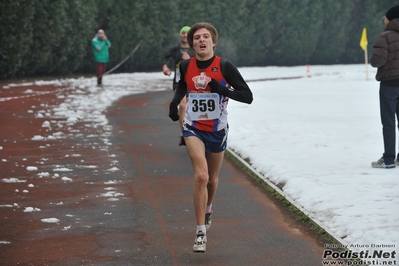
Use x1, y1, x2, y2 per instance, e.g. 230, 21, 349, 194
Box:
172, 56, 253, 104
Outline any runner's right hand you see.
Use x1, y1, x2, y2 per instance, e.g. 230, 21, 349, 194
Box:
169, 102, 179, 121
163, 65, 171, 76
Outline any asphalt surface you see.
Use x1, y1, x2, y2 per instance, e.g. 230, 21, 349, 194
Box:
0, 85, 331, 265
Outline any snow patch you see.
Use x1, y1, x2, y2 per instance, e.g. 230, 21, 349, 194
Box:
2, 178, 27, 183
41, 218, 60, 223
61, 176, 73, 182
31, 135, 45, 141
37, 172, 50, 178
23, 207, 41, 212
53, 167, 73, 172
107, 167, 119, 172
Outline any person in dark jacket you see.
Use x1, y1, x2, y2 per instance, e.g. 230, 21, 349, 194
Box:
370, 5, 399, 168
163, 26, 196, 146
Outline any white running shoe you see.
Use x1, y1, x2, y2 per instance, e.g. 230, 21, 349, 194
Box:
371, 157, 395, 169
205, 212, 212, 231
192, 231, 207, 253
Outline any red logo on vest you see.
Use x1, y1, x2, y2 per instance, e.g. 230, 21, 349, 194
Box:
192, 72, 211, 90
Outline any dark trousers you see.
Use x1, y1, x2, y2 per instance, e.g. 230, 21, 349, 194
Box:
379, 83, 399, 164
95, 63, 106, 84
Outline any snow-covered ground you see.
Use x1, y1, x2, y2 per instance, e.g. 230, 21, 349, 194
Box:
1, 64, 398, 259
230, 65, 399, 256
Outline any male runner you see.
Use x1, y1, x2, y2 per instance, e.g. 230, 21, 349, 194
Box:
163, 26, 195, 145
168, 22, 253, 252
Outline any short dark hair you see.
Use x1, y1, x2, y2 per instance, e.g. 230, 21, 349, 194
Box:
187, 22, 218, 51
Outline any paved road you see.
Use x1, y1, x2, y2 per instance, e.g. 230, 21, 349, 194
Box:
0, 86, 330, 265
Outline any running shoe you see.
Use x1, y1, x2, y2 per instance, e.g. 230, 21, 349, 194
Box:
396, 159, 399, 166
192, 231, 207, 252
371, 157, 395, 168
205, 211, 212, 231
178, 136, 186, 146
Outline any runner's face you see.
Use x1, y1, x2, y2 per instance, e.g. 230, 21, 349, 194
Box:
181, 31, 188, 44
192, 28, 215, 60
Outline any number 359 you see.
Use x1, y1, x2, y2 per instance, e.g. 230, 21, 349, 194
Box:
192, 99, 216, 112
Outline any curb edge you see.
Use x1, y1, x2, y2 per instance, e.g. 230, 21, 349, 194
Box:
226, 147, 348, 247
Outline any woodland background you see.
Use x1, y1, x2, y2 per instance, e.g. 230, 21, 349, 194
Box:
0, 0, 395, 79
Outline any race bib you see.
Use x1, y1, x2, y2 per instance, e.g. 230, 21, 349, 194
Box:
187, 93, 220, 120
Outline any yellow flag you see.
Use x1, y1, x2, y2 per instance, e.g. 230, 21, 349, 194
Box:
360, 27, 368, 51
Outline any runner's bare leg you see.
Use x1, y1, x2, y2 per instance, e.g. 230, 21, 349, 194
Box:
206, 151, 224, 206
185, 136, 224, 225
185, 136, 208, 225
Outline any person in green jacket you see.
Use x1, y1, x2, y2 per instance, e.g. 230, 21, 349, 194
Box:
92, 29, 111, 86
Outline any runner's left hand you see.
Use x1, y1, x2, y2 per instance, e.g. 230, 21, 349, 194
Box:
208, 79, 230, 97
